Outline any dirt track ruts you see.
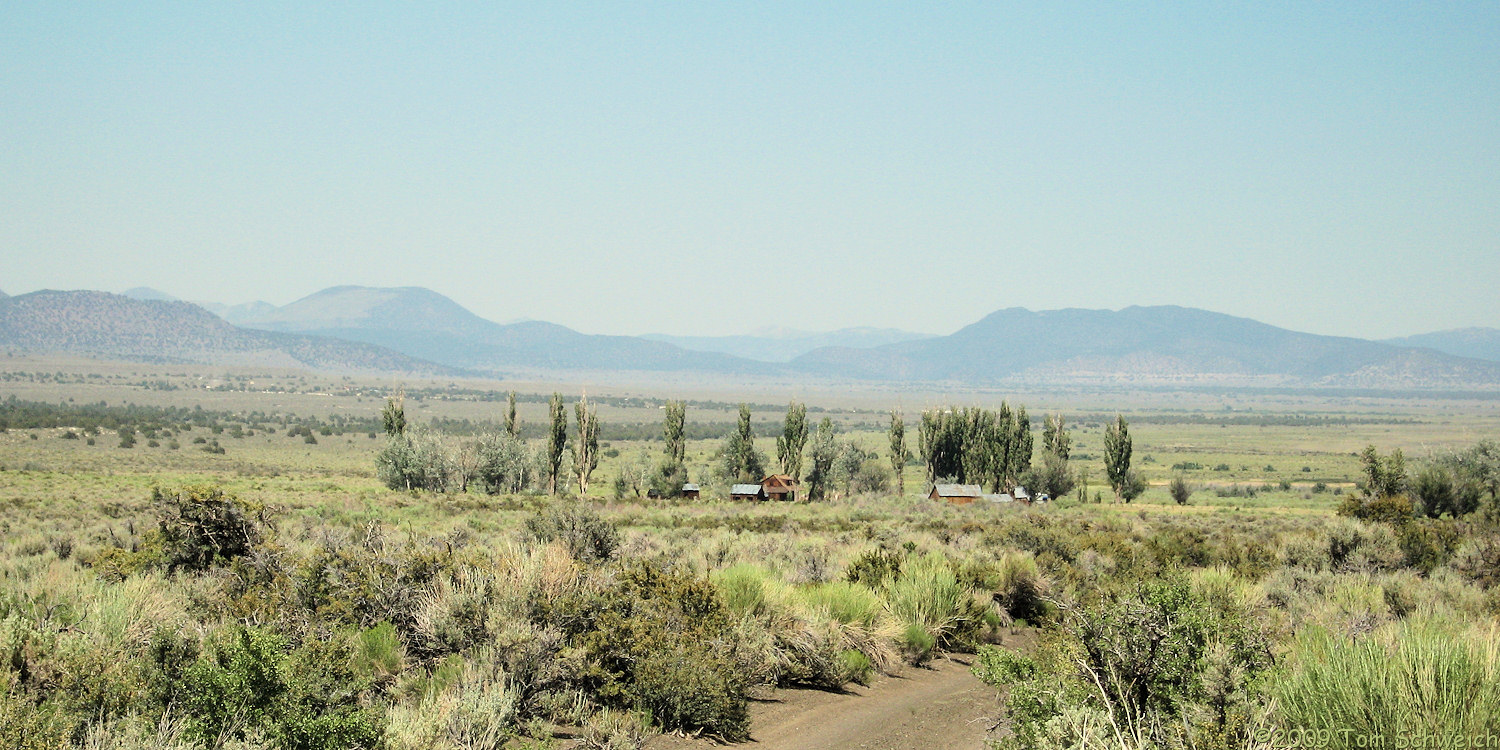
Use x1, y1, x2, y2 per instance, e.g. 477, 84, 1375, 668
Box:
647, 654, 1001, 750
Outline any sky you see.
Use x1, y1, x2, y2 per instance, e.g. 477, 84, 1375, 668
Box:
3, 2, 1497, 338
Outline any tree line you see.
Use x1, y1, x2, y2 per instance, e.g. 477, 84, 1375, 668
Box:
372, 391, 1163, 504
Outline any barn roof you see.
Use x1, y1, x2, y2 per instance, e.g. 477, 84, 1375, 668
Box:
932, 484, 984, 497
731, 484, 763, 495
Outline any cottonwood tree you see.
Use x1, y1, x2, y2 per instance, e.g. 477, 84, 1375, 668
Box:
888, 410, 909, 495
919, 404, 1026, 491
1026, 412, 1074, 499
652, 400, 689, 496
474, 432, 534, 494
806, 418, 838, 500
504, 391, 519, 437
716, 403, 765, 483
776, 401, 808, 479
574, 393, 600, 495
1009, 406, 1034, 489
1042, 413, 1070, 460
546, 393, 568, 494
382, 390, 406, 437
1104, 415, 1143, 502
1360, 445, 1407, 499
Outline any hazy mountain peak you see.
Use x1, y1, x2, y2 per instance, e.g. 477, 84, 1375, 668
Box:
121, 286, 179, 302
241, 285, 497, 335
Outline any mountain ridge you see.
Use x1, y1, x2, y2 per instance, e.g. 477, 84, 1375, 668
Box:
0, 290, 453, 374
791, 305, 1500, 388
19, 284, 1500, 389
1382, 328, 1500, 364
235, 286, 773, 375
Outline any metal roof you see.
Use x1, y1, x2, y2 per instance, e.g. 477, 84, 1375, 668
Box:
730, 484, 763, 495
932, 484, 984, 497
682, 483, 700, 492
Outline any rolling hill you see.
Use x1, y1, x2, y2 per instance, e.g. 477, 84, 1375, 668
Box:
644, 327, 934, 362
0, 290, 452, 373
236, 286, 771, 375
791, 306, 1500, 388
1383, 328, 1500, 364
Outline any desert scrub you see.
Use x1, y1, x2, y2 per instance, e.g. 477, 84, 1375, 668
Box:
179, 626, 382, 749
545, 563, 752, 740
979, 578, 1274, 750
384, 650, 520, 750
524, 502, 619, 564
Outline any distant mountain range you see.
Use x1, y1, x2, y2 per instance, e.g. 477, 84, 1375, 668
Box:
3, 285, 1495, 389
791, 306, 1500, 388
0, 290, 452, 374
643, 327, 934, 362
1383, 328, 1500, 364
121, 287, 276, 325
232, 286, 767, 375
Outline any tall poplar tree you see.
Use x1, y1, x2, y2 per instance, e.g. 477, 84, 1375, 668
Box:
382, 390, 406, 437
776, 401, 808, 479
546, 393, 567, 494
1104, 415, 1134, 502
574, 393, 599, 494
888, 410, 909, 495
504, 391, 519, 437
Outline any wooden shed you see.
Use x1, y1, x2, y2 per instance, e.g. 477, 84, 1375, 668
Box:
681, 483, 700, 501
731, 483, 766, 502
760, 474, 801, 502
929, 483, 984, 504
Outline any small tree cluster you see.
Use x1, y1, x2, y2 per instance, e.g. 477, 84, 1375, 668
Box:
917, 403, 1033, 491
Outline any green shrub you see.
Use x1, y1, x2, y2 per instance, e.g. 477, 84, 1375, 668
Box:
1398, 520, 1463, 574
152, 485, 267, 573
181, 626, 382, 750
836, 649, 875, 686
549, 564, 750, 740
843, 548, 902, 589
1336, 493, 1414, 526
986, 579, 1273, 750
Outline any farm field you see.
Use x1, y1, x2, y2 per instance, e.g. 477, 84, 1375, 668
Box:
3, 354, 1500, 749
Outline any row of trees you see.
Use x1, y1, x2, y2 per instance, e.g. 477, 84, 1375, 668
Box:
712, 402, 891, 500
916, 404, 1034, 492
377, 391, 599, 495
377, 389, 1152, 503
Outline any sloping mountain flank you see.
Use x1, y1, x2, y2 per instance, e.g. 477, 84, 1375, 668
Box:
791, 306, 1500, 388
1384, 328, 1500, 364
238, 285, 772, 374
0, 290, 452, 374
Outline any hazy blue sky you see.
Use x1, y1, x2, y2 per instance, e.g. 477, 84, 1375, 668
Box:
3, 2, 1496, 338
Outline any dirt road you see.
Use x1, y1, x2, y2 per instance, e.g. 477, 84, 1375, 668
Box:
648, 655, 1001, 750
